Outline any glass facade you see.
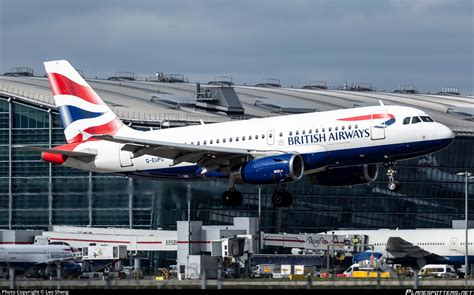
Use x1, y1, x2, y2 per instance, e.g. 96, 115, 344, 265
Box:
1, 96, 473, 233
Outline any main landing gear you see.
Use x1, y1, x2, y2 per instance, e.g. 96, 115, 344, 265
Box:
222, 187, 243, 207
384, 161, 401, 192
272, 189, 293, 208
221, 186, 294, 208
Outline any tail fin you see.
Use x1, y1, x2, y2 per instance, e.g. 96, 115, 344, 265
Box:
44, 60, 124, 143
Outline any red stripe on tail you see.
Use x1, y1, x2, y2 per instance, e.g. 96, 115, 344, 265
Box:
47, 73, 105, 105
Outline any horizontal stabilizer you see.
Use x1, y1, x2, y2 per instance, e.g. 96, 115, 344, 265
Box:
14, 145, 96, 159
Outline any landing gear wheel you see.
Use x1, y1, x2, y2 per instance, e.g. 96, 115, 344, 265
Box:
221, 188, 243, 207
388, 181, 401, 192
384, 161, 401, 192
272, 190, 293, 207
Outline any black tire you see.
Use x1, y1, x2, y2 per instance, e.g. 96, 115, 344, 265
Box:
388, 181, 401, 192
272, 192, 284, 207
222, 190, 243, 207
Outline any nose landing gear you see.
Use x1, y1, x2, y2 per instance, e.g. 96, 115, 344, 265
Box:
384, 161, 401, 192
222, 187, 243, 207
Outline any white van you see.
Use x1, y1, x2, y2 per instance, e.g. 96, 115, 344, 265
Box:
418, 264, 458, 279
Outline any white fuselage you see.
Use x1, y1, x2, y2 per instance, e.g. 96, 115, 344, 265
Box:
0, 245, 75, 264
330, 229, 474, 263
65, 105, 454, 178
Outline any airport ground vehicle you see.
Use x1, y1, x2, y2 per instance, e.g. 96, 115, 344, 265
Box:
418, 264, 458, 279
250, 264, 276, 278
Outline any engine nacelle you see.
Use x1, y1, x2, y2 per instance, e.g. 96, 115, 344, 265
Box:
308, 164, 378, 186
231, 154, 304, 185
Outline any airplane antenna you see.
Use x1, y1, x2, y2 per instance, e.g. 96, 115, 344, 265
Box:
379, 100, 385, 106
200, 120, 205, 125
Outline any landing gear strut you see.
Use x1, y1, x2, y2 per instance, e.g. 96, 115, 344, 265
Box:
272, 189, 293, 207
222, 187, 243, 207
384, 161, 401, 192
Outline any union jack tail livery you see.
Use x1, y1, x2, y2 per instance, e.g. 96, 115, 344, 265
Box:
44, 60, 125, 143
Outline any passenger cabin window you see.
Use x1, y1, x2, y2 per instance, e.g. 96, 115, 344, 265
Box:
255, 135, 259, 139
279, 132, 283, 137
229, 138, 233, 142
289, 131, 293, 136
203, 140, 207, 145
302, 130, 306, 135
403, 117, 410, 125
216, 139, 219, 144
412, 116, 421, 124
309, 129, 312, 134
210, 140, 213, 144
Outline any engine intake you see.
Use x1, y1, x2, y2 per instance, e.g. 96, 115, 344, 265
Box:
308, 164, 378, 186
231, 154, 304, 185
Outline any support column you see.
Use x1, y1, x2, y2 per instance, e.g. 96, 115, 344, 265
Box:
128, 177, 133, 228
88, 172, 93, 226
8, 98, 12, 230
48, 110, 53, 228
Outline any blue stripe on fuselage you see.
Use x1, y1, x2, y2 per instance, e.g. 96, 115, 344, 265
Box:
122, 138, 453, 180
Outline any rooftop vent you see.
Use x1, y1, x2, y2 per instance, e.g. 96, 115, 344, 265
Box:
108, 72, 135, 81
438, 87, 460, 96
4, 67, 34, 77
194, 83, 244, 114
208, 76, 234, 86
302, 81, 328, 90
255, 78, 281, 88
153, 72, 188, 83
394, 85, 418, 94
348, 82, 375, 92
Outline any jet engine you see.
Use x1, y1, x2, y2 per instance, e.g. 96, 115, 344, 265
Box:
308, 164, 378, 186
231, 154, 304, 185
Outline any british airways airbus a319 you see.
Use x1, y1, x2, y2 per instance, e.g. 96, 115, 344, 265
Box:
18, 60, 455, 207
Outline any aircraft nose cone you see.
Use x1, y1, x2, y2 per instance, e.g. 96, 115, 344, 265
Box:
436, 124, 455, 140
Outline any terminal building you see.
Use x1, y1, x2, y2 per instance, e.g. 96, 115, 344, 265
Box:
0, 72, 473, 239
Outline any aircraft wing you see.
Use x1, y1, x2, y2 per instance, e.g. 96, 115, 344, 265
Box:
14, 146, 96, 162
92, 134, 284, 173
386, 237, 449, 269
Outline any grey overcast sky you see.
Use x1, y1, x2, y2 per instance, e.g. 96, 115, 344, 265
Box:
0, 0, 473, 94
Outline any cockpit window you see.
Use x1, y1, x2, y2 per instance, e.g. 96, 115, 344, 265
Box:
420, 116, 434, 122
411, 116, 421, 124
403, 117, 410, 125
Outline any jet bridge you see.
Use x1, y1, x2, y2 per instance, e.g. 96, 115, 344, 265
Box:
260, 232, 368, 253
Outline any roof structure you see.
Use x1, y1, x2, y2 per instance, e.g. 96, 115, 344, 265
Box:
0, 75, 472, 134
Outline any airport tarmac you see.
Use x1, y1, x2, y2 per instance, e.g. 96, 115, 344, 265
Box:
1, 278, 474, 289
